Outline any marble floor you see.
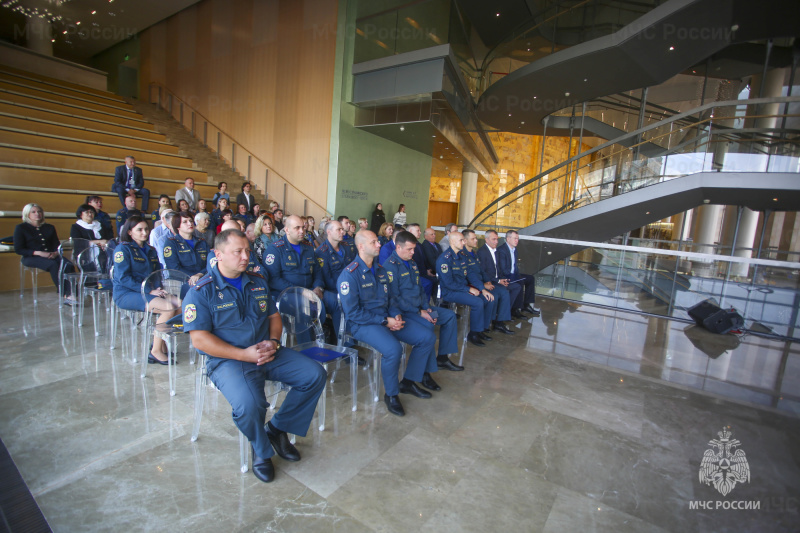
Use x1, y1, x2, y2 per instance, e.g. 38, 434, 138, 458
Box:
0, 289, 798, 532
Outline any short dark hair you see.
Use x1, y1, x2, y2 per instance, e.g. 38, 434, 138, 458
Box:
462, 229, 475, 239
221, 209, 233, 217
215, 229, 247, 249
337, 215, 349, 223
407, 223, 420, 231
158, 194, 170, 201
394, 230, 417, 247
119, 215, 146, 242
171, 211, 192, 234
76, 204, 96, 218
85, 195, 102, 204
241, 181, 251, 191
218, 181, 227, 190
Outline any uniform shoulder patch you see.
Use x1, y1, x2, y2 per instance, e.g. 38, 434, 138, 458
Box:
248, 272, 266, 280
193, 275, 214, 290
274, 240, 285, 247
345, 261, 359, 272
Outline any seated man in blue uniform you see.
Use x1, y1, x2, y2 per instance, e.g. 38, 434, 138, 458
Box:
383, 230, 463, 372
496, 230, 540, 317
337, 216, 357, 257
314, 220, 354, 343
207, 220, 263, 275
116, 194, 148, 235
264, 215, 326, 340
182, 229, 326, 483
338, 230, 438, 417
405, 223, 436, 301
462, 229, 515, 335
437, 231, 495, 347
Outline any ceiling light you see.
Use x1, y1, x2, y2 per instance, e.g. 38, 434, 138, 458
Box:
731, 24, 739, 31
646, 211, 650, 215
565, 92, 570, 97
773, 198, 778, 201
508, 113, 511, 116
496, 13, 500, 17
76, 21, 80, 25
521, 121, 525, 125
669, 46, 675, 51
91, 10, 96, 14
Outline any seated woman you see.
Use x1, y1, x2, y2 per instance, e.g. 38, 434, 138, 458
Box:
162, 211, 209, 287
71, 204, 112, 246
14, 203, 76, 302
215, 209, 233, 234
253, 214, 280, 259
112, 215, 180, 364
176, 198, 192, 215
193, 212, 215, 249
210, 198, 230, 230
196, 199, 208, 214
233, 203, 254, 226
211, 181, 229, 207
378, 222, 394, 247
151, 195, 172, 222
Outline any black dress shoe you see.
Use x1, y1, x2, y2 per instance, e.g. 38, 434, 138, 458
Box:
529, 309, 541, 317
251, 446, 275, 483
267, 429, 301, 462
148, 353, 171, 365
398, 380, 432, 398
492, 321, 516, 335
523, 305, 538, 314
421, 373, 441, 391
511, 309, 526, 319
437, 357, 464, 371
384, 394, 405, 416
479, 331, 493, 341
467, 332, 485, 346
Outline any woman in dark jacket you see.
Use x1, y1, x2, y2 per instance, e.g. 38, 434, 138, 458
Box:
370, 203, 386, 234
15, 203, 77, 301
70, 204, 112, 246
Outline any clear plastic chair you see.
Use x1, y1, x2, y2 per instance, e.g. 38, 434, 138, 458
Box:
19, 258, 44, 305
75, 245, 111, 335
58, 238, 92, 313
276, 287, 358, 430
139, 269, 193, 396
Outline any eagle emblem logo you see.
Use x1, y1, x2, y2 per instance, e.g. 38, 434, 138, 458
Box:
699, 427, 750, 496
340, 281, 350, 295
259, 300, 267, 312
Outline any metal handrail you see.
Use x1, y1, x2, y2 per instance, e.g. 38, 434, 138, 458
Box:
148, 82, 332, 217
468, 95, 800, 229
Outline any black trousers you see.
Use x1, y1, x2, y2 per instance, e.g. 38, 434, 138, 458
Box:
510, 273, 536, 308
22, 256, 73, 291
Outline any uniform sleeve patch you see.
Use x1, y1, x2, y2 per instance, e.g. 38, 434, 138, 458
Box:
184, 304, 197, 323
339, 281, 350, 295
164, 246, 173, 258
317, 257, 324, 268
258, 300, 267, 312
440, 263, 448, 274
387, 271, 393, 282
114, 250, 124, 263
209, 257, 218, 268
265, 254, 275, 265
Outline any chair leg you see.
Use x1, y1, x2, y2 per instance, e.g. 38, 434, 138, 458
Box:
350, 353, 358, 412
31, 270, 38, 305
191, 356, 207, 442
238, 431, 250, 473
167, 335, 177, 396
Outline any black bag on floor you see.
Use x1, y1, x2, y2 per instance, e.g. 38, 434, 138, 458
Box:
688, 299, 744, 335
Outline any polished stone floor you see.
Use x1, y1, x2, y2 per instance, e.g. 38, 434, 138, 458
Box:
0, 289, 798, 532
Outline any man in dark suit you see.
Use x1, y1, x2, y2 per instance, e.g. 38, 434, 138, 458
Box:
478, 230, 524, 319
112, 156, 150, 212
406, 224, 435, 301
496, 229, 540, 317
421, 228, 442, 279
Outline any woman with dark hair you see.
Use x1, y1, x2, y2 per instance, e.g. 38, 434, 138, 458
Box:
211, 182, 229, 207
151, 194, 172, 221
378, 222, 394, 246
392, 204, 407, 227
112, 215, 180, 364
370, 202, 386, 234
177, 198, 191, 214
211, 198, 230, 230
71, 204, 112, 246
15, 203, 75, 301
215, 209, 233, 234
161, 211, 209, 285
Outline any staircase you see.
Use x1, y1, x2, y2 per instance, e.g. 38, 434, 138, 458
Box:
128, 99, 270, 208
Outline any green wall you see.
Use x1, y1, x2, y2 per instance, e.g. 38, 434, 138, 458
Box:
327, 0, 433, 226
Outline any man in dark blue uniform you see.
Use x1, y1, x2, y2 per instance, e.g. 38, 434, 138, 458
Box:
477, 230, 527, 319
497, 230, 540, 317
383, 231, 463, 372
182, 229, 326, 483
437, 231, 495, 347
207, 220, 263, 275
463, 229, 515, 335
405, 223, 435, 301
116, 194, 148, 235
338, 216, 357, 257
314, 220, 354, 343
338, 230, 437, 417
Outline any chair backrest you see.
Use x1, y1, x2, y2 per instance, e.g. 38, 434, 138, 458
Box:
141, 269, 191, 311
276, 287, 324, 342
76, 245, 109, 280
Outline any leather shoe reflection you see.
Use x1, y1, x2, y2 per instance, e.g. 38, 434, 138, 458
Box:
437, 356, 464, 371
398, 379, 432, 398
267, 425, 301, 462
492, 321, 515, 334
421, 372, 441, 391
479, 331, 493, 341
251, 445, 275, 483
384, 393, 405, 416
523, 305, 541, 316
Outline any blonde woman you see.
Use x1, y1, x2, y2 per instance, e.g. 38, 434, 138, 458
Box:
378, 222, 394, 246
254, 214, 281, 260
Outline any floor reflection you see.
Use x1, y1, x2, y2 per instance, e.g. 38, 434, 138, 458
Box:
528, 297, 800, 415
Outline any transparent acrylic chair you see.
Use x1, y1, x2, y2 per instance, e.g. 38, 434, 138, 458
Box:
58, 238, 92, 313
75, 245, 111, 335
19, 258, 45, 305
276, 287, 358, 430
139, 269, 193, 396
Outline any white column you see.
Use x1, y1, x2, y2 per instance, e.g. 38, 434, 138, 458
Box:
25, 17, 53, 56
458, 167, 478, 226
691, 204, 724, 257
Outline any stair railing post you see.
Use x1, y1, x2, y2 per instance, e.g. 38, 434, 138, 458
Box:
191, 112, 196, 137
203, 122, 208, 147
247, 156, 252, 180
231, 144, 236, 172
179, 102, 183, 127
217, 132, 221, 160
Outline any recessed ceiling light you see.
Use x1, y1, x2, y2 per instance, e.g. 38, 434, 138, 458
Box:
76, 21, 80, 25
496, 13, 500, 17
565, 92, 570, 96
521, 121, 525, 124
399, 126, 404, 131
669, 46, 675, 51
773, 197, 778, 201
91, 10, 96, 14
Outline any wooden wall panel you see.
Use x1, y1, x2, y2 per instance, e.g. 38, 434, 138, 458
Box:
139, 0, 337, 213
